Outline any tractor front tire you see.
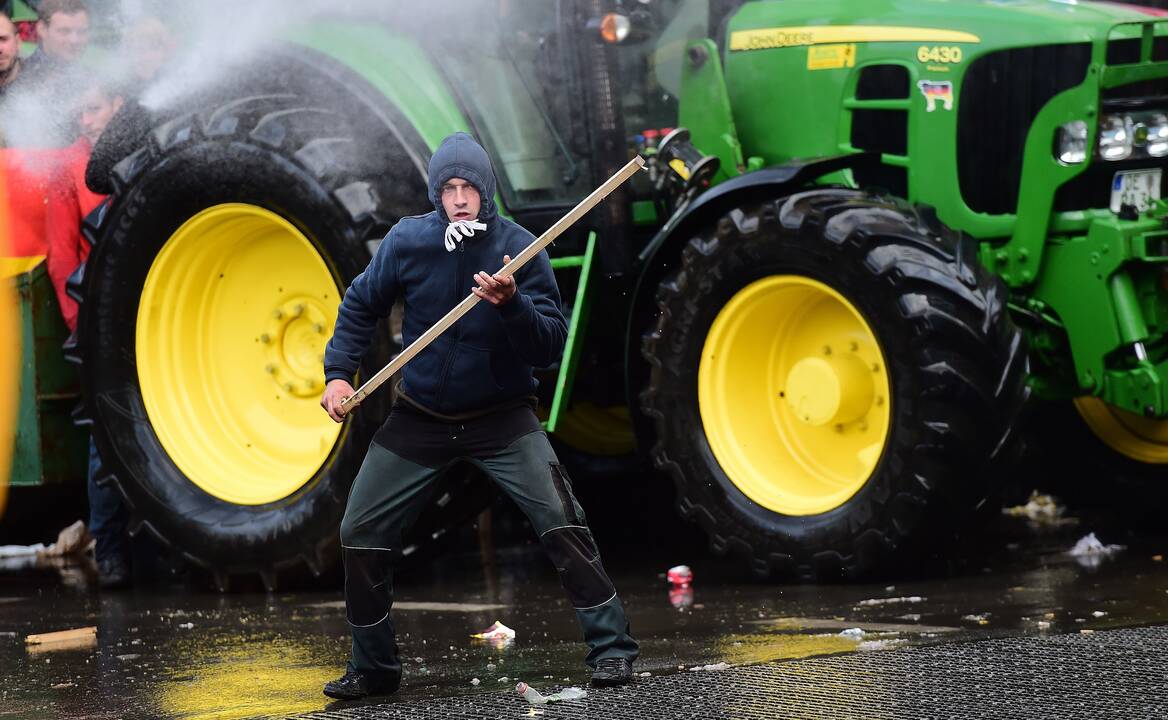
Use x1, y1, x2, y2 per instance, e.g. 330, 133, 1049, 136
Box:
641, 189, 1028, 580
76, 95, 487, 589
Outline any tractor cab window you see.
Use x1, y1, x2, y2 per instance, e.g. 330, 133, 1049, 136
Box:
428, 0, 593, 210
610, 0, 709, 146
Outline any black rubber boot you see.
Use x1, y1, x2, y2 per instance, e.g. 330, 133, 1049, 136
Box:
590, 657, 634, 687
322, 670, 401, 700
97, 554, 131, 590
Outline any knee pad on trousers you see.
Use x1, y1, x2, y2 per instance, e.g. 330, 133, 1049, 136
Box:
343, 547, 393, 626
540, 526, 616, 609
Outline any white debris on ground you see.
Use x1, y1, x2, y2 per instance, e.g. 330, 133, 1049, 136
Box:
1001, 491, 1077, 527
839, 628, 866, 639
1069, 533, 1125, 569
855, 596, 925, 607
962, 613, 991, 625
0, 544, 45, 557
857, 639, 904, 652
470, 620, 516, 641
689, 662, 731, 671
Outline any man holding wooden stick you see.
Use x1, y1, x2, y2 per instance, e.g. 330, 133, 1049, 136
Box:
319, 132, 639, 700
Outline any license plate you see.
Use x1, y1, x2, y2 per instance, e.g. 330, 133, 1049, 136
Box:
1110, 168, 1162, 213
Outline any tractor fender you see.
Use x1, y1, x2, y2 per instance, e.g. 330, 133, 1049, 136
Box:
623, 151, 880, 439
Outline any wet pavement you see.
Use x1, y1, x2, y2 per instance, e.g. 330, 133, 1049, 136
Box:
2, 493, 1168, 720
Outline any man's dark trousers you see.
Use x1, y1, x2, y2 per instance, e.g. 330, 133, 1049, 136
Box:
339, 403, 639, 677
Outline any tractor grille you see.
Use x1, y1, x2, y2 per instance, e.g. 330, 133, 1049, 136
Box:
957, 43, 1091, 215
851, 64, 909, 197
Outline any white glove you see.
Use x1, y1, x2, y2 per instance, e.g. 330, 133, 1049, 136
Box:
444, 219, 488, 252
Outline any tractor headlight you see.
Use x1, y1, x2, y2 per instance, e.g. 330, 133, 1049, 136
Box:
1145, 113, 1168, 157
1057, 121, 1088, 164
1099, 114, 1132, 161
1094, 110, 1168, 161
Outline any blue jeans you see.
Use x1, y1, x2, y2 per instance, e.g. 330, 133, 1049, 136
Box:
88, 438, 128, 562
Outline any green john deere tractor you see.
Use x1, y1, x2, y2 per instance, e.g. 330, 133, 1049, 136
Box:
65, 0, 1168, 586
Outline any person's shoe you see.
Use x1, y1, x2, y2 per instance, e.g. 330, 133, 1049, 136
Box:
97, 554, 131, 590
590, 657, 634, 687
323, 670, 400, 700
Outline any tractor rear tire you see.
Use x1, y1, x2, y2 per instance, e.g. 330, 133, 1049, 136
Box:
641, 189, 1028, 580
75, 95, 489, 590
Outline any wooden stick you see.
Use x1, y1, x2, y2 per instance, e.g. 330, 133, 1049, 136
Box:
340, 155, 645, 413
26, 626, 97, 645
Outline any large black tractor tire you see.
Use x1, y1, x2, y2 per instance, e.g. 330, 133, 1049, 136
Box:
640, 189, 1029, 580
74, 95, 489, 590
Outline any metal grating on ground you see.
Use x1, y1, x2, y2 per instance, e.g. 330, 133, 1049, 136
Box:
268, 625, 1168, 720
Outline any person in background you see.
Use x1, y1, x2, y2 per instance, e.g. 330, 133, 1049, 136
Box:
0, 9, 22, 95
85, 12, 175, 194
45, 77, 120, 328
21, 0, 88, 82
2, 0, 89, 148
44, 75, 129, 589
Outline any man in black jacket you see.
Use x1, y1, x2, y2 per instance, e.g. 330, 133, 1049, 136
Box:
319, 132, 638, 700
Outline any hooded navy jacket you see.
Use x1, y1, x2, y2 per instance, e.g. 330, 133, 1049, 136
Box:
323, 132, 568, 416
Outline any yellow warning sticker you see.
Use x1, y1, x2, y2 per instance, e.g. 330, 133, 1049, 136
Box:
807, 43, 856, 70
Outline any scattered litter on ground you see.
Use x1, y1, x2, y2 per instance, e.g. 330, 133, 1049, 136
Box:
470, 678, 480, 686
497, 676, 509, 682
666, 565, 693, 587
1001, 491, 1077, 527
516, 682, 587, 705
471, 620, 516, 641
858, 639, 903, 651
50, 682, 75, 690
486, 662, 496, 671
898, 614, 921, 622
760, 617, 957, 634
26, 627, 96, 645
638, 671, 651, 677
839, 628, 866, 639
855, 596, 925, 607
0, 544, 45, 558
116, 654, 140, 661
1092, 611, 1107, 618
1068, 533, 1125, 569
25, 627, 96, 653
689, 662, 731, 671
1081, 629, 1095, 635
40, 521, 92, 557
178, 623, 194, 629
963, 613, 991, 625
1037, 620, 1052, 630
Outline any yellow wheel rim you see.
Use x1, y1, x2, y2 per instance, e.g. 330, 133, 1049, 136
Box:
137, 203, 342, 505
698, 276, 892, 516
1074, 396, 1168, 463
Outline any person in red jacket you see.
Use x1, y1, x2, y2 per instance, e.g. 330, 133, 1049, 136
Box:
44, 77, 130, 590
45, 79, 122, 331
